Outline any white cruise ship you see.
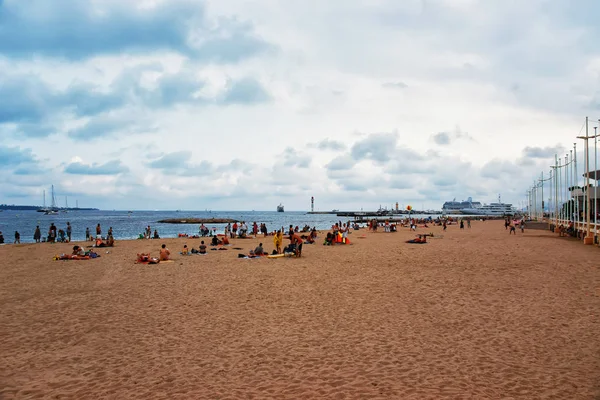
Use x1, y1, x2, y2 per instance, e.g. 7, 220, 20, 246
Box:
442, 197, 482, 214
460, 195, 516, 216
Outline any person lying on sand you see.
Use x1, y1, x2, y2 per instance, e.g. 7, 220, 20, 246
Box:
406, 234, 427, 244
159, 244, 170, 261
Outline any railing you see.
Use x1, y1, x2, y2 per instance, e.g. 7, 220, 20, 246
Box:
539, 216, 600, 243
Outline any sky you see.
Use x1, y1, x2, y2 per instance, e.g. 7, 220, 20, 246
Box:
1, 0, 599, 211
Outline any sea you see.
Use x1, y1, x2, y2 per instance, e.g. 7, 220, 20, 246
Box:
0, 210, 438, 243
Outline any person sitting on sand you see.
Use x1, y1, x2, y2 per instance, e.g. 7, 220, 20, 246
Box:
324, 232, 334, 246
182, 245, 189, 255
106, 235, 115, 247
199, 241, 207, 254
211, 235, 219, 246
0, 231, 4, 244
159, 244, 170, 261
254, 243, 265, 255
152, 230, 159, 239
221, 235, 229, 245
72, 245, 86, 256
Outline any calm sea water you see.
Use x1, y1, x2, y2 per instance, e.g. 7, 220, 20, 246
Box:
0, 210, 441, 243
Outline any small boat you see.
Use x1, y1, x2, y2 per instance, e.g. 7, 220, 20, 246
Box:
277, 203, 284, 212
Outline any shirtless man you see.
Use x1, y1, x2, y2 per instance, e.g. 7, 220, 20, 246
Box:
159, 244, 171, 261
290, 233, 303, 257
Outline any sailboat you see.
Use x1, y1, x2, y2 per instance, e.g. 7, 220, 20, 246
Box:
62, 196, 69, 213
44, 185, 59, 215
37, 190, 48, 213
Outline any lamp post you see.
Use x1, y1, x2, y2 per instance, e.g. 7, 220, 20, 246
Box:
594, 124, 600, 244
576, 116, 595, 244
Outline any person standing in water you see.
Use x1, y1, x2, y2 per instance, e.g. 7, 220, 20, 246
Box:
34, 226, 41, 243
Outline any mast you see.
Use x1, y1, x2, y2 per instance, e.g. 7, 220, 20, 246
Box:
43, 190, 46, 209
51, 185, 57, 210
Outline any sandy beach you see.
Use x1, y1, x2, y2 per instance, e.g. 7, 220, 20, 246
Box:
1, 220, 598, 399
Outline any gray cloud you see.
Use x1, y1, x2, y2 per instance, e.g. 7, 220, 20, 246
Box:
64, 160, 129, 175
325, 155, 355, 171
67, 117, 156, 140
481, 159, 521, 179
522, 145, 564, 159
309, 138, 347, 151
432, 132, 451, 145
147, 151, 213, 176
220, 78, 271, 105
148, 151, 192, 169
350, 132, 398, 163
0, 1, 272, 62
282, 148, 311, 168
0, 146, 36, 166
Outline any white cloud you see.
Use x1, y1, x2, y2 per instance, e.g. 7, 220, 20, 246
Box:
0, 0, 598, 210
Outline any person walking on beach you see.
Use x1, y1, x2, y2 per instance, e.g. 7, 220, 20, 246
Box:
66, 222, 72, 242
96, 224, 101, 238
460, 220, 464, 229
467, 218, 471, 228
85, 227, 90, 241
519, 220, 525, 233
509, 222, 516, 235
504, 218, 509, 230
14, 231, 20, 244
34, 226, 41, 243
443, 220, 447, 231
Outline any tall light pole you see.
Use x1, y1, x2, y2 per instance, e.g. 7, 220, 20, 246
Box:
574, 143, 579, 229
594, 124, 599, 244
577, 117, 594, 244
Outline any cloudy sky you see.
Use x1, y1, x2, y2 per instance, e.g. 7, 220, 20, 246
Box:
1, 0, 599, 211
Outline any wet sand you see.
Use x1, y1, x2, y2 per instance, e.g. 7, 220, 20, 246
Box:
1, 220, 599, 399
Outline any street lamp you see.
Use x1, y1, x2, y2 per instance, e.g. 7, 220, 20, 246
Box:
576, 117, 600, 245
